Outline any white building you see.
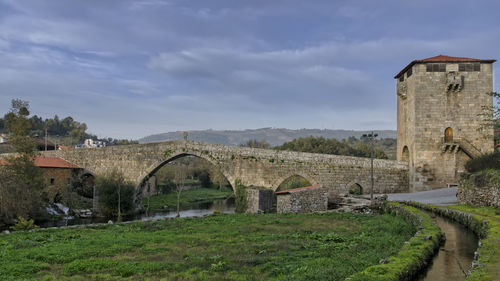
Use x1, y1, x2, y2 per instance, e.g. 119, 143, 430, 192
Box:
0, 134, 8, 144
81, 138, 107, 148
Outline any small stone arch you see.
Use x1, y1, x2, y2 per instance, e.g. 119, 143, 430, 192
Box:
345, 181, 364, 195
401, 146, 410, 162
444, 127, 453, 143
274, 174, 316, 192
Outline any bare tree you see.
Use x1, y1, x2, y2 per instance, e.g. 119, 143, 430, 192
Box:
210, 166, 227, 190
173, 163, 187, 217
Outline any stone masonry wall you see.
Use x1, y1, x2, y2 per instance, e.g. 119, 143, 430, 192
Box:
245, 189, 276, 213
41, 140, 409, 197
397, 61, 494, 191
277, 187, 327, 213
457, 186, 500, 208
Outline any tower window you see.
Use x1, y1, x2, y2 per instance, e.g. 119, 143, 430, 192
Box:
444, 127, 453, 143
50, 178, 55, 185
426, 63, 446, 72
399, 75, 404, 82
459, 63, 480, 72
407, 67, 412, 78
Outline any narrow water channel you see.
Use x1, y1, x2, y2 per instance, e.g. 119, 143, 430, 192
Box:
416, 215, 478, 281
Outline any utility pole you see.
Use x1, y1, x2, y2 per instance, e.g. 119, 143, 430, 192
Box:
45, 128, 48, 151
362, 131, 378, 200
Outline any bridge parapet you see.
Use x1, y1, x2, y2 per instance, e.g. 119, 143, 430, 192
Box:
39, 140, 408, 195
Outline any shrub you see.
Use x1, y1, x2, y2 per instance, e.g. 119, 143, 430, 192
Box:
234, 180, 247, 213
10, 216, 39, 231
96, 170, 136, 217
465, 151, 500, 173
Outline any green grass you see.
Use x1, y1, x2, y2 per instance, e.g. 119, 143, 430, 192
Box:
0, 212, 415, 281
143, 187, 233, 213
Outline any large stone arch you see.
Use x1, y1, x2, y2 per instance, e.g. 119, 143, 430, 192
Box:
137, 151, 235, 192
273, 173, 318, 191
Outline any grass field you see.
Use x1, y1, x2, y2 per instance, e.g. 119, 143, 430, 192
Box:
0, 212, 415, 281
143, 187, 233, 213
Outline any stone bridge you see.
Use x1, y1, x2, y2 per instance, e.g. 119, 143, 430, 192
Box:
42, 140, 409, 196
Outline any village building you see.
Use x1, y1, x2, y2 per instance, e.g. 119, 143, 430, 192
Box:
395, 55, 495, 191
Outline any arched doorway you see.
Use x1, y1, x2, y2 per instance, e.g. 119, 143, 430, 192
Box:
401, 146, 409, 162
276, 175, 312, 192
444, 127, 453, 143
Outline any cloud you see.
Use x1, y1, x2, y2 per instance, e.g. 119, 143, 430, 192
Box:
0, 0, 500, 140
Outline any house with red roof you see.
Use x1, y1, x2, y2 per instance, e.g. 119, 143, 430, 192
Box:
1, 156, 87, 203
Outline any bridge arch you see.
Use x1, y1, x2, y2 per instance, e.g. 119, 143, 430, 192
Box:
274, 173, 317, 191
137, 151, 235, 192
344, 180, 365, 195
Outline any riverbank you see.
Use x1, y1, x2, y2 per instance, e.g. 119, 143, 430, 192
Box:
0, 212, 415, 280
143, 187, 233, 213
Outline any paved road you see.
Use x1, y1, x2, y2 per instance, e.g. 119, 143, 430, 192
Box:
365, 187, 458, 205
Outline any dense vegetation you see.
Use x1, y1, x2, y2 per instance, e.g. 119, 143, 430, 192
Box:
96, 170, 136, 220
0, 212, 415, 280
0, 100, 46, 226
0, 105, 138, 146
462, 151, 500, 189
275, 136, 389, 159
465, 151, 500, 173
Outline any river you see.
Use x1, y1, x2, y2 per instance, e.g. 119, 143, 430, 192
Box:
37, 198, 235, 229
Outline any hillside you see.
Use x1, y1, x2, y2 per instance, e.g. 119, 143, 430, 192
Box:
139, 128, 397, 146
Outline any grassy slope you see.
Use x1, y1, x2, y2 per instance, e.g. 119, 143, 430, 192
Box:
0, 212, 414, 281
143, 187, 233, 213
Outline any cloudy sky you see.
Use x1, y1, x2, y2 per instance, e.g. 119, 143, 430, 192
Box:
0, 0, 499, 139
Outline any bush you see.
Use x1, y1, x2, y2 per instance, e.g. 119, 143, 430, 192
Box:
234, 180, 247, 213
96, 170, 136, 217
10, 216, 39, 231
465, 151, 500, 173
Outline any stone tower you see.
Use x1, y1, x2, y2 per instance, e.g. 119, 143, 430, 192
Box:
395, 55, 495, 191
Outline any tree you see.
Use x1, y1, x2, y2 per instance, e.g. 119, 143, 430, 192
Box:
240, 139, 271, 149
0, 99, 45, 225
210, 166, 228, 190
96, 170, 135, 221
3, 99, 36, 154
173, 163, 188, 217
478, 91, 499, 139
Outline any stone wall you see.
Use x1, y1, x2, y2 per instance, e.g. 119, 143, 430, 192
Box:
396, 59, 494, 191
277, 186, 328, 213
42, 167, 77, 203
245, 188, 276, 213
457, 186, 500, 208
41, 140, 409, 200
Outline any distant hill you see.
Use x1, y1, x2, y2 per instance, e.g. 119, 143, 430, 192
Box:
139, 128, 397, 147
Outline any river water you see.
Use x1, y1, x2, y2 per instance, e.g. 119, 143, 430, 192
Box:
416, 215, 478, 281
37, 198, 235, 228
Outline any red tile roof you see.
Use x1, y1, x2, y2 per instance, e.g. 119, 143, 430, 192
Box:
0, 156, 81, 169
34, 156, 81, 169
275, 184, 322, 195
394, 55, 496, 78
